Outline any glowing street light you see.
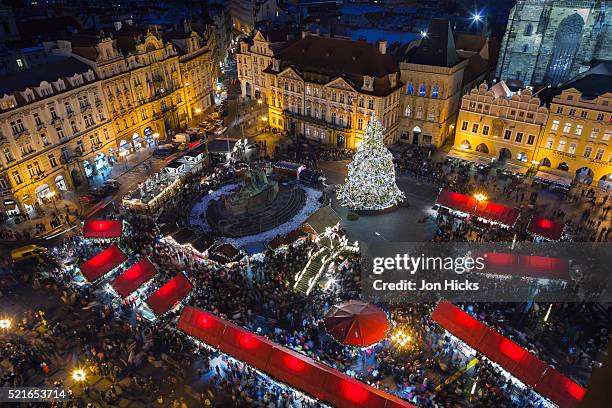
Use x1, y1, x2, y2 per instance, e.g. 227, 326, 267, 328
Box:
0, 318, 12, 330
473, 13, 482, 22
195, 108, 202, 114
420, 30, 428, 38
473, 193, 487, 202
72, 369, 86, 382
390, 327, 413, 349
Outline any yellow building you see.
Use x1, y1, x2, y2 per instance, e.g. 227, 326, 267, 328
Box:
0, 56, 115, 216
238, 32, 403, 148
451, 81, 548, 173
535, 64, 612, 187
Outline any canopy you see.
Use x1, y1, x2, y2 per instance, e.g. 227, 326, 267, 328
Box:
178, 307, 414, 408
534, 170, 573, 186
474, 252, 570, 281
82, 219, 123, 239
447, 147, 492, 166
435, 190, 520, 226
79, 244, 127, 282
432, 301, 585, 408
145, 273, 193, 316
527, 216, 565, 241
324, 301, 389, 347
110, 258, 157, 298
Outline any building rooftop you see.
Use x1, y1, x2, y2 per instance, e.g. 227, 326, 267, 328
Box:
404, 19, 459, 68
0, 55, 94, 97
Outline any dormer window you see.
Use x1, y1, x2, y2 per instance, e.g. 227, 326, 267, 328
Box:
389, 73, 396, 88
362, 76, 374, 92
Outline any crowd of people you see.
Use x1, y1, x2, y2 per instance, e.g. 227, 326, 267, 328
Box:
2, 144, 609, 408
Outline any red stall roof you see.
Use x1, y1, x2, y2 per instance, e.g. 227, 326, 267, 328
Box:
177, 307, 415, 408
79, 244, 127, 282
145, 273, 193, 315
527, 216, 565, 241
475, 252, 571, 281
435, 190, 519, 226
110, 258, 157, 298
82, 219, 123, 239
432, 301, 585, 408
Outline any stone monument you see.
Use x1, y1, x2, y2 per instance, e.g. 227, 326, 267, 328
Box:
222, 168, 279, 216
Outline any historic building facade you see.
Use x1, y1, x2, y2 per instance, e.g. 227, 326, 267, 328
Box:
452, 82, 548, 170
0, 57, 114, 216
535, 86, 612, 186
496, 0, 612, 87
238, 33, 403, 148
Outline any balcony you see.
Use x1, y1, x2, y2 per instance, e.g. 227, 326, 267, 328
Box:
283, 109, 350, 131
12, 128, 29, 139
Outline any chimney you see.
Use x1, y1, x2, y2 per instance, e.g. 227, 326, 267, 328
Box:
378, 40, 387, 55
114, 21, 122, 31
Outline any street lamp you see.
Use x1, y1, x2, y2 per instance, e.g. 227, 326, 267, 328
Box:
391, 326, 413, 350
0, 318, 12, 330
195, 108, 202, 115
472, 12, 482, 22
72, 368, 86, 382
420, 30, 428, 38
473, 193, 487, 202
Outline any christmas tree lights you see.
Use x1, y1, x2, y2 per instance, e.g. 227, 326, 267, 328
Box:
337, 113, 404, 211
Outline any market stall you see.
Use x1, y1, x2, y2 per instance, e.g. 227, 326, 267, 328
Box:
82, 219, 123, 240
79, 244, 127, 282
145, 273, 193, 316
527, 216, 565, 241
110, 258, 157, 298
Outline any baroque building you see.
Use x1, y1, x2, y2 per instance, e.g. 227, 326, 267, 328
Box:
496, 0, 612, 87
0, 56, 113, 216
452, 81, 548, 173
0, 21, 216, 218
238, 31, 403, 148
535, 63, 612, 187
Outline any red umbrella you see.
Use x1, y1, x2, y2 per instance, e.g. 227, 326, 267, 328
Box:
324, 301, 389, 347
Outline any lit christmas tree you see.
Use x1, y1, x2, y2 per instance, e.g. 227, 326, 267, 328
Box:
337, 113, 405, 211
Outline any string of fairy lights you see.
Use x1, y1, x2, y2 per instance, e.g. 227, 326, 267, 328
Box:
337, 113, 405, 211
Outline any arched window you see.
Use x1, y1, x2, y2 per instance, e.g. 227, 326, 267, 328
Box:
406, 82, 414, 95
404, 105, 411, 117
432, 85, 439, 98
524, 23, 533, 37
419, 84, 426, 97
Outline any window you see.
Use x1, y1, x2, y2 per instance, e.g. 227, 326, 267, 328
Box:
12, 170, 23, 185
556, 107, 563, 114
482, 125, 489, 135
527, 134, 535, 145
461, 121, 469, 131
331, 92, 336, 102
568, 143, 577, 154
590, 128, 599, 138
432, 85, 439, 98
515, 132, 524, 143
471, 123, 479, 133
522, 44, 529, 53
596, 113, 604, 121
574, 124, 583, 135
568, 108, 576, 116
16, 58, 23, 67
524, 23, 533, 36
557, 139, 566, 151
595, 148, 604, 161
406, 82, 413, 95
551, 120, 559, 131
358, 118, 363, 130
510, 110, 516, 116
562, 122, 571, 133
348, 95, 353, 105
504, 130, 512, 140
306, 86, 311, 95
56, 126, 65, 140
40, 134, 50, 146
546, 137, 554, 149
584, 146, 592, 158
71, 121, 78, 133
404, 105, 411, 117
10, 119, 26, 135
48, 154, 57, 167
419, 84, 426, 97
603, 130, 611, 141
84, 114, 94, 127
331, 112, 336, 124
34, 113, 42, 126
49, 106, 57, 119
3, 147, 15, 162
368, 99, 374, 109
358, 97, 364, 108
339, 94, 344, 104
141, 109, 148, 120
527, 113, 534, 119
580, 111, 588, 118
0, 177, 7, 190
428, 109, 436, 121
64, 101, 73, 114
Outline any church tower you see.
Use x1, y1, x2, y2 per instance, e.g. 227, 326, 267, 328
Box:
497, 0, 611, 87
